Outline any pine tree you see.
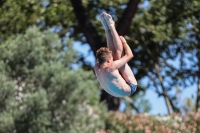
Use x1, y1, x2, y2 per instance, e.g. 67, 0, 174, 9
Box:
0, 26, 106, 133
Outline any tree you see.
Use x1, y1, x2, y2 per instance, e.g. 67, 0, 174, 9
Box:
3, 0, 199, 114
173, 0, 200, 112
0, 0, 142, 112
69, 0, 200, 114
125, 0, 200, 114
70, 0, 141, 111
0, 26, 106, 133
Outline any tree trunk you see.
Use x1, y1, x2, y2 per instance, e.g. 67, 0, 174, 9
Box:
154, 63, 173, 115
196, 51, 200, 112
116, 0, 140, 36
70, 0, 106, 53
195, 16, 200, 112
70, 0, 140, 111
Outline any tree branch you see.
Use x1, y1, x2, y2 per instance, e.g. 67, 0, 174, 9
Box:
70, 0, 106, 54
70, 0, 120, 111
116, 0, 140, 35
70, 0, 140, 112
196, 46, 200, 111
124, 96, 140, 113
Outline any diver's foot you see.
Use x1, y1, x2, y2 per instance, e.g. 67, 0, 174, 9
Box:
99, 12, 109, 31
104, 13, 115, 28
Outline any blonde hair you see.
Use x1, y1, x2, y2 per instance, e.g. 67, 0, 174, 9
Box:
96, 47, 112, 65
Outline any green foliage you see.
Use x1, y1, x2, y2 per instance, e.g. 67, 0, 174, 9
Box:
0, 0, 200, 129
0, 0, 74, 39
0, 0, 151, 113
0, 0, 130, 41
126, 0, 200, 113
0, 26, 106, 133
0, 68, 15, 133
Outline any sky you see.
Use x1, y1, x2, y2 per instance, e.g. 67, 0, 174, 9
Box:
73, 41, 197, 115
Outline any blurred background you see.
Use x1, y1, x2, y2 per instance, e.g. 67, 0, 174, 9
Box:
0, 0, 200, 132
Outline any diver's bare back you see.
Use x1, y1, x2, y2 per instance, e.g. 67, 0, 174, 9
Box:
94, 64, 131, 97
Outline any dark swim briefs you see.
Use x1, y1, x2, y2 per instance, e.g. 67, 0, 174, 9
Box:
127, 82, 137, 95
